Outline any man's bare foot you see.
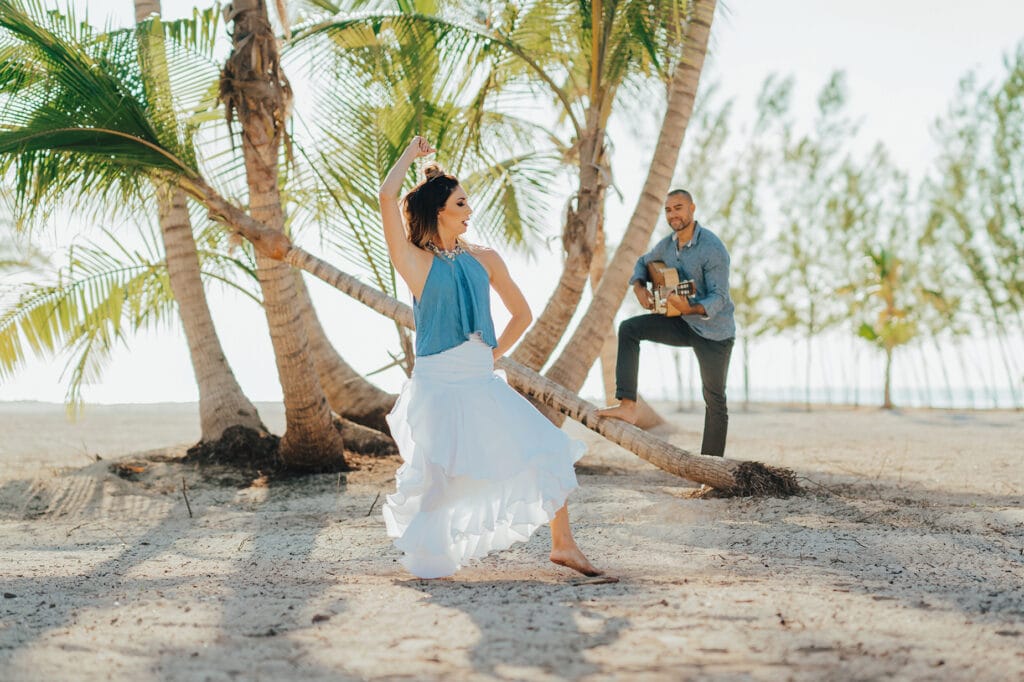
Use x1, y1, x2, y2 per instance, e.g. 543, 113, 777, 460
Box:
550, 546, 604, 577
595, 401, 639, 424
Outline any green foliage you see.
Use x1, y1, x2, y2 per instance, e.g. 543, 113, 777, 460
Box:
0, 224, 173, 408
284, 1, 572, 295
853, 247, 919, 353
926, 42, 1024, 325
0, 1, 209, 227
0, 1, 243, 229
774, 71, 863, 339
0, 214, 260, 410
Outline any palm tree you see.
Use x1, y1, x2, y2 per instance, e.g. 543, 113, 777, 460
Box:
216, 0, 346, 467
291, 271, 396, 433
224, 210, 799, 496
532, 0, 716, 421
283, 0, 568, 416
134, 0, 265, 441
0, 0, 344, 468
0, 220, 265, 408
293, 0, 704, 374
853, 248, 919, 409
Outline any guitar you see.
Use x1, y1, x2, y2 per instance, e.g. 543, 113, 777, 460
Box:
646, 261, 696, 317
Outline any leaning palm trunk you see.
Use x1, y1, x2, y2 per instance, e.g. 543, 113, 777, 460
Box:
157, 187, 266, 439
293, 272, 397, 433
541, 0, 716, 424
589, 223, 617, 404
200, 204, 796, 495
135, 0, 264, 441
281, 248, 796, 496
220, 0, 345, 468
511, 113, 608, 370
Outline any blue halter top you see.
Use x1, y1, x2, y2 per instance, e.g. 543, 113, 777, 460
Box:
413, 249, 498, 357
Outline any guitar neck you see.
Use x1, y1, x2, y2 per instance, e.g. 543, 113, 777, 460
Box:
667, 280, 695, 296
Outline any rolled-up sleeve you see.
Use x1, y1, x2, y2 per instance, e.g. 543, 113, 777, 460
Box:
694, 246, 730, 319
629, 252, 652, 285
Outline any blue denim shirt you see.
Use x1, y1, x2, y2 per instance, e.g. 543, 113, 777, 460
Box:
629, 222, 736, 341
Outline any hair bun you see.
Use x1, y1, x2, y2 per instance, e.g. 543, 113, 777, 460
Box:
422, 162, 446, 181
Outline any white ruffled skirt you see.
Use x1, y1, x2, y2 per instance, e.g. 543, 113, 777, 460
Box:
383, 335, 585, 578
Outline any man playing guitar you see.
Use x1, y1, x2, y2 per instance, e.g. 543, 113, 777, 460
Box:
597, 189, 736, 457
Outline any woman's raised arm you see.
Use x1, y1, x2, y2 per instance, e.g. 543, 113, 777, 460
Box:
378, 136, 436, 283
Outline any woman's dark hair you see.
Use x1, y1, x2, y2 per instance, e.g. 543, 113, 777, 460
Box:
403, 163, 460, 247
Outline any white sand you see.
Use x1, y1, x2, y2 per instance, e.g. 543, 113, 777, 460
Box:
1, 401, 1021, 681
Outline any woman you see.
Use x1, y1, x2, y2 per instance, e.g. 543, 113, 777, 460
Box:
378, 136, 602, 579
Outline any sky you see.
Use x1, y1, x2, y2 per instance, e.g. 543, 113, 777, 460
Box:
2, 0, 1023, 407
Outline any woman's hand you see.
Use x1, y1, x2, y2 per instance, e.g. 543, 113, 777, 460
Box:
405, 136, 437, 159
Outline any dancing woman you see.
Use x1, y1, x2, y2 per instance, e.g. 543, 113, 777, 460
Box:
378, 136, 602, 579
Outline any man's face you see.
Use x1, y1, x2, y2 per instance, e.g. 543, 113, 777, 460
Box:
665, 194, 695, 232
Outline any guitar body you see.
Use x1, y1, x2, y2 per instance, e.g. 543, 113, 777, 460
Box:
647, 261, 696, 317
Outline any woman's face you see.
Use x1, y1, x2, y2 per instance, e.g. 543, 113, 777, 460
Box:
437, 185, 472, 235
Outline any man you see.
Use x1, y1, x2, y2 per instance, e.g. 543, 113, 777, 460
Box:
597, 189, 735, 457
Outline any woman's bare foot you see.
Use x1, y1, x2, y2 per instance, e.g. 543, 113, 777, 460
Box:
595, 400, 639, 424
550, 546, 603, 577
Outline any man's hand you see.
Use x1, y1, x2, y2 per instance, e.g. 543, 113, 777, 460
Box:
667, 293, 705, 316
634, 283, 654, 310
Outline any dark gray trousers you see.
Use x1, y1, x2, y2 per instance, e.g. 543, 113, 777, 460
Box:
615, 314, 734, 457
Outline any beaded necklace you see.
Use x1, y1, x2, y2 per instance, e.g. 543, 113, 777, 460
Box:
425, 239, 466, 261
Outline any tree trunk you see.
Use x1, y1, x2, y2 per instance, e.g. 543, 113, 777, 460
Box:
280, 248, 797, 497
135, 0, 264, 442
293, 272, 396, 433
511, 111, 607, 370
589, 218, 617, 405
883, 346, 893, 409
221, 0, 345, 469
537, 0, 717, 425
741, 334, 750, 410
157, 188, 266, 440
194, 193, 797, 494
805, 312, 814, 410
133, 0, 159, 22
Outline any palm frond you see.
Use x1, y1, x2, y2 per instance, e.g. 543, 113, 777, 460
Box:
0, 1, 222, 226
0, 215, 264, 408
285, 19, 569, 290
0, 227, 173, 407
159, 4, 223, 59
288, 8, 581, 132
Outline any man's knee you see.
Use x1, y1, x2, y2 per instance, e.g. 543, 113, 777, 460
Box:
619, 316, 642, 340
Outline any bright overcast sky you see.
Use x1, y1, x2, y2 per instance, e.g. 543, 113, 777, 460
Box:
3, 0, 1023, 405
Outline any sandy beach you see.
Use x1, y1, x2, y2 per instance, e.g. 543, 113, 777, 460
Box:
0, 400, 1021, 681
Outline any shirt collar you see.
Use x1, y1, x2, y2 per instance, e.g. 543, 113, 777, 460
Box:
674, 221, 702, 250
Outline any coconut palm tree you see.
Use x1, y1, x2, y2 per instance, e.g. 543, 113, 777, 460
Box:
282, 0, 569, 416
222, 206, 799, 496
853, 247, 918, 409
0, 0, 344, 468
530, 0, 716, 422
213, 0, 348, 466
292, 0, 704, 374
0, 219, 265, 407
133, 0, 266, 441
